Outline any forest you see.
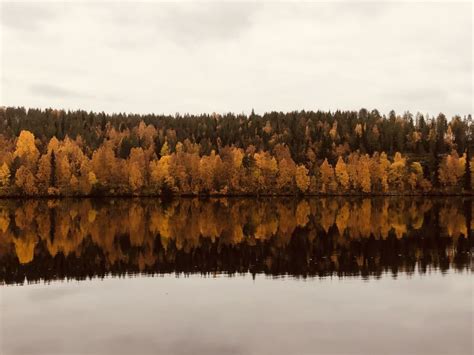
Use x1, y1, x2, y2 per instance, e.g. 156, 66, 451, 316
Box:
0, 106, 472, 196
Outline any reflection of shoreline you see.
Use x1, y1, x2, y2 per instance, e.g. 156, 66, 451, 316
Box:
1, 192, 474, 198
4, 268, 472, 287
0, 198, 471, 285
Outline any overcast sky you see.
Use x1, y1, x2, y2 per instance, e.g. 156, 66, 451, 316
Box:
0, 1, 472, 118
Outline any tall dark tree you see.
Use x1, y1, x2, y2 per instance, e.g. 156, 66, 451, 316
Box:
431, 144, 441, 188
465, 147, 471, 191
50, 151, 56, 188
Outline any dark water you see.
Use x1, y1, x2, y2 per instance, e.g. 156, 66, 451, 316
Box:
0, 198, 472, 355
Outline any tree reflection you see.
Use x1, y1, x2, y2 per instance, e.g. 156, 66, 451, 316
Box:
0, 197, 471, 284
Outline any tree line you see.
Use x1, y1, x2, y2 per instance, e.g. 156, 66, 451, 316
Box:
0, 106, 472, 196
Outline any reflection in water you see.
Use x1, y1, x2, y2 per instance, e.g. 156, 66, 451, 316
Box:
0, 197, 471, 284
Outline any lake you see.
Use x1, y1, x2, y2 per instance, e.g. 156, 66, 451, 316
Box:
0, 197, 472, 355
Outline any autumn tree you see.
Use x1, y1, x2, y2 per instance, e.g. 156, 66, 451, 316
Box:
0, 163, 10, 187
56, 153, 72, 192
199, 150, 223, 193
160, 141, 170, 157
276, 158, 296, 192
150, 155, 175, 193
335, 157, 350, 191
407, 162, 425, 191
320, 159, 336, 193
128, 147, 147, 192
295, 165, 310, 193
374, 152, 390, 192
228, 147, 245, 192
438, 151, 465, 189
78, 158, 96, 195
347, 152, 371, 192
14, 130, 39, 165
36, 154, 52, 193
346, 152, 360, 190
359, 155, 371, 193
91, 142, 123, 190
254, 151, 278, 193
389, 152, 407, 191
15, 166, 38, 195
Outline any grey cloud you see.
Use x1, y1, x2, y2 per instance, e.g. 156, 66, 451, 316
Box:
277, 1, 392, 23
159, 3, 259, 44
333, 2, 393, 18
385, 87, 447, 104
383, 87, 472, 116
103, 3, 260, 48
30, 83, 89, 99
1, 2, 471, 117
0, 3, 58, 31
2, 75, 10, 85
30, 83, 122, 103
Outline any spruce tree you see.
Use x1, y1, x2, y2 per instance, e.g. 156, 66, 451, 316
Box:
465, 146, 471, 191
50, 151, 56, 188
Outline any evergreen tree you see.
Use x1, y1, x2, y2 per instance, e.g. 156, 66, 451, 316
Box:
50, 151, 56, 188
465, 146, 471, 191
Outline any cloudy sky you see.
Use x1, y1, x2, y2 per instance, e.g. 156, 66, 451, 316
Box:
0, 1, 472, 117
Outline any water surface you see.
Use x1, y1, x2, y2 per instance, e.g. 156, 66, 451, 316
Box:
0, 198, 472, 354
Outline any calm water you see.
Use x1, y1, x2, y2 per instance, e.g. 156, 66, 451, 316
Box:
0, 197, 472, 355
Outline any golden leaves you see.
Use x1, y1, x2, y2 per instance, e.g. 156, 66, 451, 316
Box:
439, 150, 465, 189
335, 157, 350, 191
14, 130, 39, 163
320, 158, 336, 193
295, 165, 310, 193
1, 130, 470, 196
0, 163, 10, 187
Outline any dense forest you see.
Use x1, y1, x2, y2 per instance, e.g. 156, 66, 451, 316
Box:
0, 106, 472, 196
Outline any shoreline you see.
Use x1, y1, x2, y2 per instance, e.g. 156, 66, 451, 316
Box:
1, 192, 473, 199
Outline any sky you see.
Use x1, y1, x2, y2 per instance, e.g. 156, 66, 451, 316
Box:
0, 1, 472, 118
